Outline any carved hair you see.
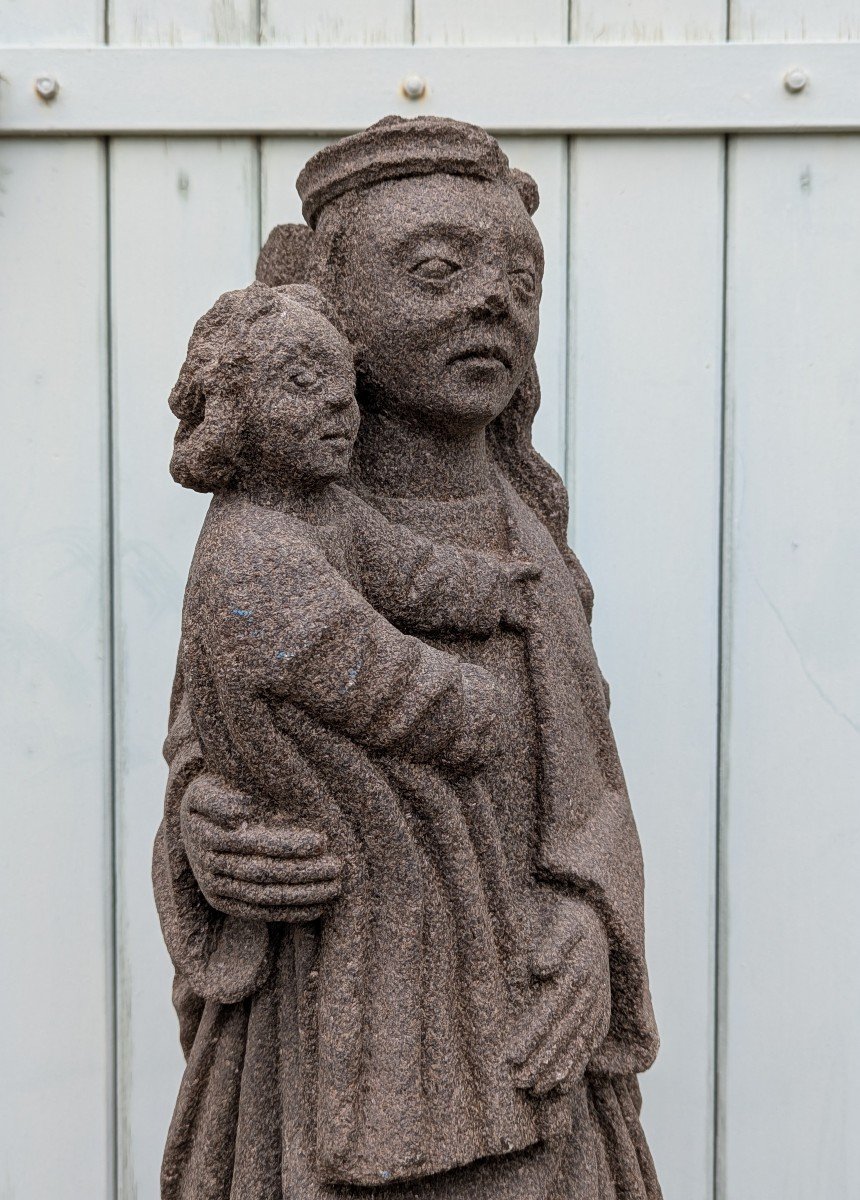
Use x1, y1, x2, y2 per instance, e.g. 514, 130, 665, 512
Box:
168, 282, 334, 493
485, 361, 570, 554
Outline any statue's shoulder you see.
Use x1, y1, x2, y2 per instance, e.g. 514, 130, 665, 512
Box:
195, 493, 322, 588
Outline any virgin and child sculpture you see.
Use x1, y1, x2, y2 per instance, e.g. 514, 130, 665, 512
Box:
153, 115, 663, 1200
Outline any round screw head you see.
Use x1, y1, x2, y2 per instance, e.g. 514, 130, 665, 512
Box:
34, 75, 60, 102
401, 73, 427, 101
784, 67, 809, 94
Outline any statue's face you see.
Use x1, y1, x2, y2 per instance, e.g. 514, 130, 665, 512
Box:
246, 306, 359, 485
331, 173, 543, 432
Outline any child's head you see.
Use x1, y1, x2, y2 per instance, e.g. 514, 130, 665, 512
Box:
169, 282, 358, 493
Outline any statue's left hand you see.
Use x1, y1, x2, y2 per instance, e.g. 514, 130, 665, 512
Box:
507, 894, 611, 1096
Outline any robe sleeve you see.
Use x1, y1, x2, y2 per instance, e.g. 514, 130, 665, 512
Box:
204, 527, 502, 771
152, 668, 272, 1012
544, 551, 658, 1075
561, 544, 595, 626
344, 491, 509, 637
538, 794, 660, 1076
562, 544, 611, 709
507, 491, 658, 1077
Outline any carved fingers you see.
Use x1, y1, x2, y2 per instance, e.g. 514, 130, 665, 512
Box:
507, 893, 611, 1096
529, 910, 584, 980
206, 876, 343, 910
509, 970, 610, 1095
507, 962, 587, 1065
208, 850, 341, 885
197, 820, 329, 861
180, 772, 344, 921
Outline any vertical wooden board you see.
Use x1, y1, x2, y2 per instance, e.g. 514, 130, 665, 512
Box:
111, 137, 260, 1199
730, 0, 860, 40
569, 6, 726, 1198
262, 135, 331, 228
109, 0, 259, 1192
414, 0, 567, 42
571, 0, 724, 41
1, 4, 113, 1191
569, 135, 724, 1200
258, 1, 411, 293
722, 134, 860, 1200
0, 0, 102, 41
414, 3, 570, 476
108, 0, 257, 44
261, 0, 410, 44
0, 139, 111, 1198
725, 6, 860, 1198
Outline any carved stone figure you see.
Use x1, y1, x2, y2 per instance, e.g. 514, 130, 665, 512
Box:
154, 116, 662, 1200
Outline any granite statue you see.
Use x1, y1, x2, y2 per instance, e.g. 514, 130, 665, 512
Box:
154, 115, 662, 1200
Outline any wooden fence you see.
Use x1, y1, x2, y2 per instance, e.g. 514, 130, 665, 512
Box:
2, 2, 859, 1197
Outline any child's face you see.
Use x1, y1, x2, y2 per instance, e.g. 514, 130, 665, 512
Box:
247, 305, 359, 486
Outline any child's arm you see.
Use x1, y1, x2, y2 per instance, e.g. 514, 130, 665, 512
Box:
344, 491, 539, 636
204, 522, 503, 773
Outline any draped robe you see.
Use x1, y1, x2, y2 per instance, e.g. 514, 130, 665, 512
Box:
153, 470, 662, 1200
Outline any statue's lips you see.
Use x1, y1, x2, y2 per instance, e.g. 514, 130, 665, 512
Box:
447, 346, 512, 371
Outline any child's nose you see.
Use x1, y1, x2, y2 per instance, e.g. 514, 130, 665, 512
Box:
328, 386, 355, 410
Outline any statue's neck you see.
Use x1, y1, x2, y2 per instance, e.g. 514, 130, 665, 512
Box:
351, 408, 492, 500
233, 473, 331, 516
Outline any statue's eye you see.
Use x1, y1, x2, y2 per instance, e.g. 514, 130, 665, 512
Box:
288, 367, 318, 389
510, 268, 536, 297
410, 257, 460, 281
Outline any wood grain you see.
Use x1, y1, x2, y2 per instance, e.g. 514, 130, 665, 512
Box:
569, 5, 727, 1199
0, 138, 112, 1198
108, 6, 259, 1200
722, 124, 860, 1200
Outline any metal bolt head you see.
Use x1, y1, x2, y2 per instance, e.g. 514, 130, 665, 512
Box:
784, 67, 809, 94
34, 75, 60, 102
401, 74, 427, 101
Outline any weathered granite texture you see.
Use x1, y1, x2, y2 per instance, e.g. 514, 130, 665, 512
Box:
155, 116, 662, 1200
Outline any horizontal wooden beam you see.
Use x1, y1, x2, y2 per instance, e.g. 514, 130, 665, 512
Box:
2, 44, 860, 135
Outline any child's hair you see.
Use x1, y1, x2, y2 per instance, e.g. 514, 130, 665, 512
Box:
169, 281, 337, 493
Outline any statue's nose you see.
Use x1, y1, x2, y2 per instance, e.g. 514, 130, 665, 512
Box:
328, 383, 355, 410
471, 268, 511, 319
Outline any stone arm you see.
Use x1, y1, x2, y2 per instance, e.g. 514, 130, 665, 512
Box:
201, 534, 502, 773
343, 490, 537, 637
154, 528, 504, 1027
506, 516, 658, 1096
153, 656, 352, 1035
552, 548, 658, 1077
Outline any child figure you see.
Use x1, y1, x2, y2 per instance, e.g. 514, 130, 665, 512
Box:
170, 283, 545, 1185
172, 282, 537, 791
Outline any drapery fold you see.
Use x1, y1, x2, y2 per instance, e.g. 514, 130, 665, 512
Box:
154, 478, 660, 1198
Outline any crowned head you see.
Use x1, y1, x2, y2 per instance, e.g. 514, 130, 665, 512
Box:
288, 116, 544, 434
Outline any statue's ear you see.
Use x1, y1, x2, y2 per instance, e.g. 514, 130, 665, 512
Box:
510, 168, 540, 216
256, 223, 315, 286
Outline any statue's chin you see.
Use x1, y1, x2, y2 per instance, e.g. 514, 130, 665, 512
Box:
399, 383, 518, 433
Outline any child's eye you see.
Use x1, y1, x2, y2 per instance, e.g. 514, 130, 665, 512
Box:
410, 257, 461, 282
288, 368, 318, 389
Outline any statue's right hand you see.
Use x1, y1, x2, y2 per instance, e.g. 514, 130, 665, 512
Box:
180, 773, 343, 922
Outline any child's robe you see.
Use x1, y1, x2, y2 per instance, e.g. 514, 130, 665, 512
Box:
178, 485, 539, 1185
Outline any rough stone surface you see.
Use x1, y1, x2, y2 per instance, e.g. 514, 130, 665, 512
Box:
155, 115, 662, 1200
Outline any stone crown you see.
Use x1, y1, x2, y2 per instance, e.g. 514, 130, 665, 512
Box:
296, 115, 514, 228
